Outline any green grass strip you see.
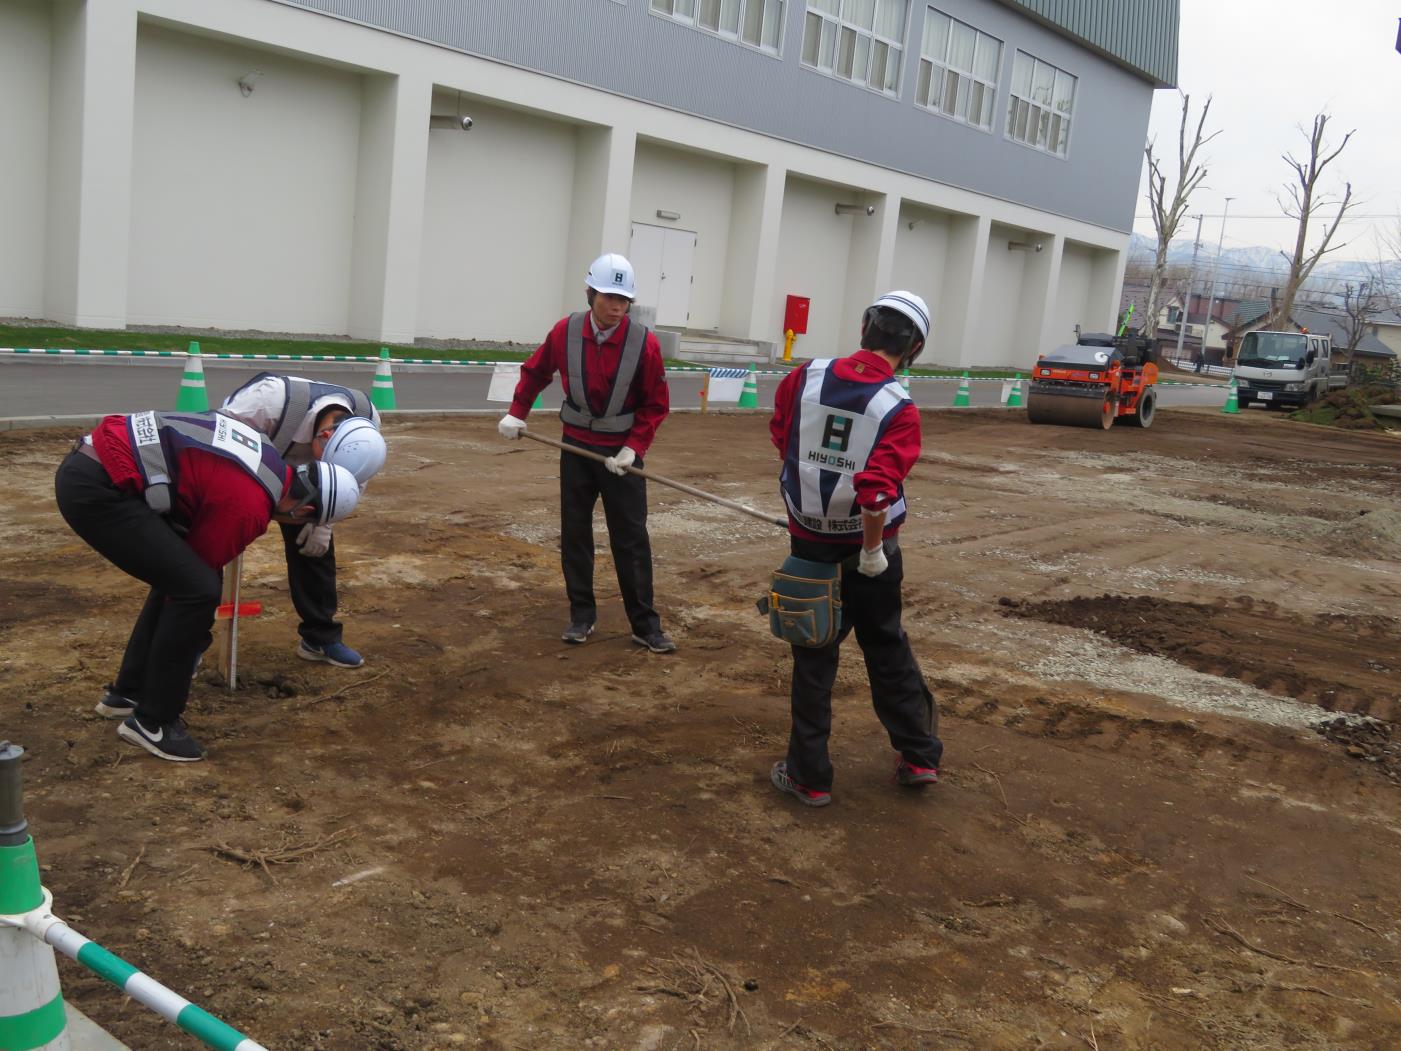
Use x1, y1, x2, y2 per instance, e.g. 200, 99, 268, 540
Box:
0, 991, 67, 1050
76, 940, 140, 988
177, 1003, 254, 1051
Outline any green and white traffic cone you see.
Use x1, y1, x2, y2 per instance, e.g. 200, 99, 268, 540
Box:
175, 342, 209, 412
953, 371, 971, 407
737, 363, 759, 409
0, 742, 71, 1051
1222, 376, 1239, 414
370, 348, 397, 411
899, 368, 911, 394
1005, 373, 1024, 409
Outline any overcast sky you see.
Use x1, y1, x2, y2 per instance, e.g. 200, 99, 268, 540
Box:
1132, 0, 1401, 264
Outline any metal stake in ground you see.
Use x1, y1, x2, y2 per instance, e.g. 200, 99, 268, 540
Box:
519, 430, 787, 529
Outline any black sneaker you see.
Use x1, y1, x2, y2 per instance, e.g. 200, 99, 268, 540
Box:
561, 622, 595, 644
117, 716, 205, 762
95, 686, 136, 719
632, 631, 677, 654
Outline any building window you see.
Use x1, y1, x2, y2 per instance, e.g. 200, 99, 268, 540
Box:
650, 0, 785, 54
1006, 50, 1076, 157
801, 0, 909, 97
915, 8, 1000, 130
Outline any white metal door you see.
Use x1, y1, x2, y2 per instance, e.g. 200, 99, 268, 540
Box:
630, 223, 696, 327
629, 223, 665, 312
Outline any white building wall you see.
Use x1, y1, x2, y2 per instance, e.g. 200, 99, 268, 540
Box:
416, 97, 576, 342
773, 178, 857, 361
978, 224, 1031, 367
891, 206, 952, 339
127, 24, 361, 332
629, 141, 734, 332
0, 0, 50, 319
1052, 242, 1095, 347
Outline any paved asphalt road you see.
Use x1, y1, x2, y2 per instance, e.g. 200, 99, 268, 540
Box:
0, 358, 1228, 419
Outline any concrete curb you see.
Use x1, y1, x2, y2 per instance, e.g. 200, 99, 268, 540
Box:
66, 1003, 132, 1050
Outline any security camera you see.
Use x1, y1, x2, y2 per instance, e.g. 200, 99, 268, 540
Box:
459, 115, 473, 131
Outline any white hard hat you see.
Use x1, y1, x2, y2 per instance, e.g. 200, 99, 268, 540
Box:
292, 462, 361, 525
585, 253, 636, 300
870, 290, 931, 341
322, 416, 387, 485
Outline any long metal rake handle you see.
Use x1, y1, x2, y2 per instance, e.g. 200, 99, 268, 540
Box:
519, 429, 787, 529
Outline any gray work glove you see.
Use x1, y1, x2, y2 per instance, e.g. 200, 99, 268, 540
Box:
857, 544, 888, 578
297, 522, 333, 558
604, 446, 636, 476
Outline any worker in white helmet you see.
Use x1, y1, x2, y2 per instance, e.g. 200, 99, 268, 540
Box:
497, 252, 676, 653
219, 373, 386, 669
767, 291, 943, 808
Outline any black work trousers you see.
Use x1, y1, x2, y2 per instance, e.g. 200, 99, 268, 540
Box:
278, 522, 341, 646
559, 438, 661, 637
54, 452, 220, 727
785, 537, 942, 792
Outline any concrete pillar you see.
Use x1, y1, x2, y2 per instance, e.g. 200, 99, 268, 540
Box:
1089, 245, 1127, 334
839, 192, 900, 345
563, 124, 636, 315
43, 0, 138, 328
940, 213, 990, 369
348, 71, 432, 343
721, 161, 785, 339
1016, 233, 1064, 360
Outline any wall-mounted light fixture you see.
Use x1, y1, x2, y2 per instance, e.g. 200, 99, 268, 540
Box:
1007, 240, 1044, 252
430, 90, 474, 131
655, 209, 681, 222
429, 115, 474, 131
835, 203, 875, 217
907, 218, 924, 230
237, 70, 263, 97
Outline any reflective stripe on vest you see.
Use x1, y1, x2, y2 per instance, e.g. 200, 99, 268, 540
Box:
228, 372, 374, 455
779, 360, 909, 538
558, 312, 647, 434
127, 411, 287, 510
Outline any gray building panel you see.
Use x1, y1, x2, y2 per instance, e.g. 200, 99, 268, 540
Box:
268, 0, 1170, 233
997, 0, 1178, 86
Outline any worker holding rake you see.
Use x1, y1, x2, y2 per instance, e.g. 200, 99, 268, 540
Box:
55, 411, 360, 762
221, 374, 386, 669
497, 253, 677, 654
768, 291, 943, 807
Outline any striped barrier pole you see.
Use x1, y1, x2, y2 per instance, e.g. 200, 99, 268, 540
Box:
0, 744, 268, 1051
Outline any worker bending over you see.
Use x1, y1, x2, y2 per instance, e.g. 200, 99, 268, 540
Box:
55, 410, 359, 762
768, 291, 944, 807
221, 373, 386, 669
498, 253, 676, 654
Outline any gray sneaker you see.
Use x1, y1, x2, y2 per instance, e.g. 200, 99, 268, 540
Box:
561, 622, 595, 644
95, 685, 137, 719
632, 631, 677, 654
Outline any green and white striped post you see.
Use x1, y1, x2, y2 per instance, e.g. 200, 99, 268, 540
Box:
0, 743, 267, 1051
175, 342, 210, 412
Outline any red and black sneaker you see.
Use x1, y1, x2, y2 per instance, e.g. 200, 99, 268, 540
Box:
895, 758, 939, 787
770, 761, 832, 808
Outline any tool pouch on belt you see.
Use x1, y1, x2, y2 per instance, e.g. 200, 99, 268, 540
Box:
756, 556, 842, 648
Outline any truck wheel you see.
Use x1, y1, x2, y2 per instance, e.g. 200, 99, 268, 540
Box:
1237, 397, 1251, 409
1126, 388, 1156, 428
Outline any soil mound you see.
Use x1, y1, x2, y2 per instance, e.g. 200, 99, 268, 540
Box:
1325, 507, 1401, 558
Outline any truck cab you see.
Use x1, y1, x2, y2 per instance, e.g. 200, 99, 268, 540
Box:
1232, 330, 1332, 409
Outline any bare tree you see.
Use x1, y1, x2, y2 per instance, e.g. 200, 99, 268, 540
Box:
1268, 114, 1357, 328
1339, 281, 1382, 356
1142, 93, 1218, 339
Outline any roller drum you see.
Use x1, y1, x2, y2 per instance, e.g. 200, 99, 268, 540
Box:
1026, 389, 1115, 429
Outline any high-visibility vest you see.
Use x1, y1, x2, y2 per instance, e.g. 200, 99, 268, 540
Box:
779, 360, 909, 539
558, 312, 648, 434
126, 411, 287, 515
226, 372, 374, 455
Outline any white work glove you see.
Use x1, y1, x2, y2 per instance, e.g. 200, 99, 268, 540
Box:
604, 446, 637, 476
857, 544, 888, 578
498, 414, 527, 440
297, 522, 333, 558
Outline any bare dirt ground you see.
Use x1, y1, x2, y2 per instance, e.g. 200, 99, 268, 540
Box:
3, 407, 1400, 1050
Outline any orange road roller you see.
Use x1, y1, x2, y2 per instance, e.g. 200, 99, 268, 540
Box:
1026, 332, 1158, 429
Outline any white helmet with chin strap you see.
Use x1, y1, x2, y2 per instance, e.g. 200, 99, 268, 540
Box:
322, 416, 387, 485
291, 462, 360, 525
864, 290, 931, 366
585, 253, 636, 300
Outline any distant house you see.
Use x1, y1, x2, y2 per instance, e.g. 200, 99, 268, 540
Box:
1152, 291, 1245, 363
